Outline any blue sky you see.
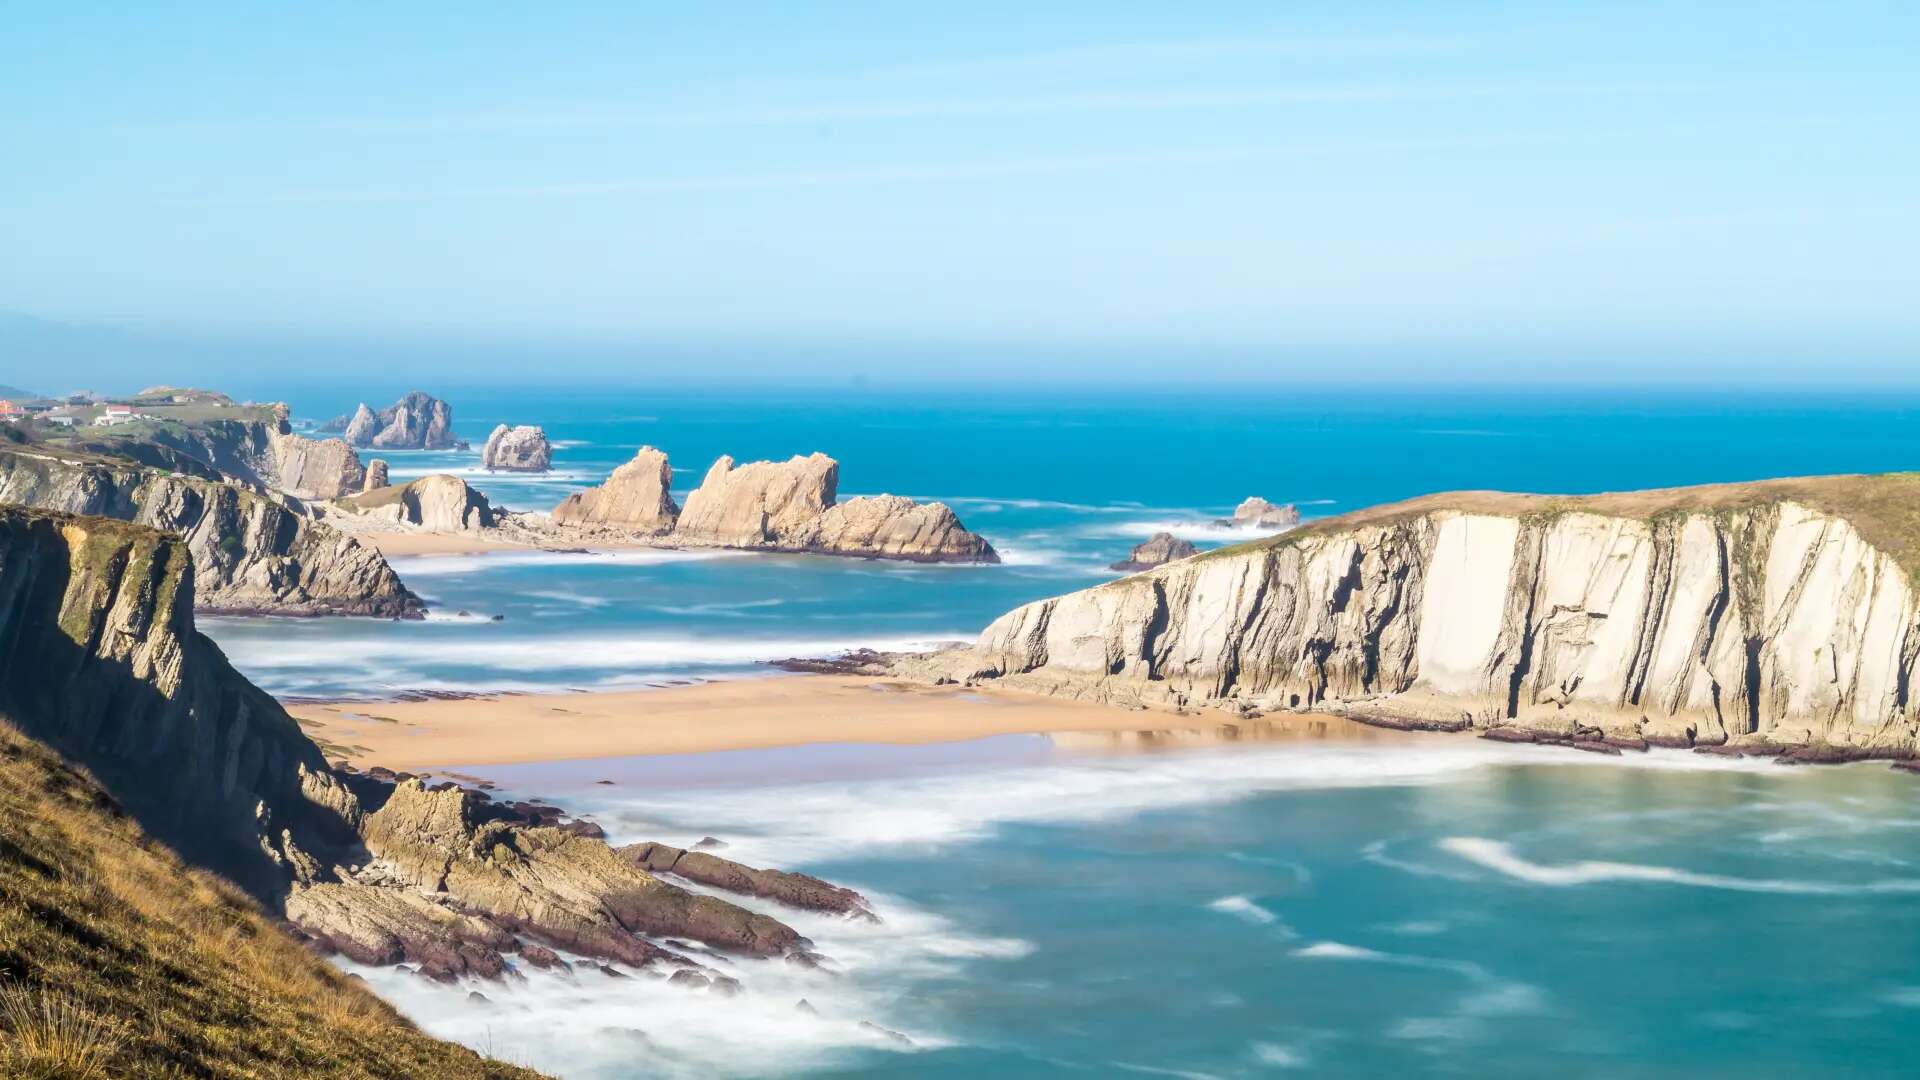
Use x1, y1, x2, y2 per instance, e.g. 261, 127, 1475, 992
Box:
3, 2, 1917, 386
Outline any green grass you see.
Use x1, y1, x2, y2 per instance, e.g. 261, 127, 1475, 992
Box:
0, 719, 545, 1079
1193, 472, 1920, 582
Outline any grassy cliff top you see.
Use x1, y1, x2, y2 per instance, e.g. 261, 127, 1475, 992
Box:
1200, 472, 1920, 579
0, 719, 542, 1079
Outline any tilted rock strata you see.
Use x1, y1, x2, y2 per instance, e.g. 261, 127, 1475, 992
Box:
910, 478, 1920, 754
624, 842, 875, 919
785, 494, 997, 562
342, 474, 495, 531
481, 424, 553, 472
339, 392, 459, 450
0, 447, 421, 617
674, 453, 839, 547
269, 430, 366, 499
550, 446, 677, 532
1112, 531, 1198, 571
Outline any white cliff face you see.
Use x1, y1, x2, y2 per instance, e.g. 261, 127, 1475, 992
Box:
268, 431, 366, 500
674, 453, 839, 547
342, 474, 494, 531
924, 494, 1920, 753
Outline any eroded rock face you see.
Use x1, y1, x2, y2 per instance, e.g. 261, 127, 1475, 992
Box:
908, 487, 1920, 754
1111, 531, 1198, 572
363, 458, 389, 492
0, 447, 421, 617
623, 842, 875, 920
550, 446, 676, 533
481, 424, 552, 472
339, 393, 458, 450
269, 431, 366, 500
343, 475, 494, 531
665, 452, 998, 562
675, 453, 839, 547
1220, 497, 1300, 529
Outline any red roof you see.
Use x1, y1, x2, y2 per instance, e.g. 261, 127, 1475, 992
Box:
0, 400, 23, 415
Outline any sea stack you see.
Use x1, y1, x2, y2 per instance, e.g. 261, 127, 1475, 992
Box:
342, 474, 494, 531
337, 392, 460, 450
481, 424, 553, 472
1218, 496, 1301, 529
363, 458, 389, 491
551, 445, 677, 533
1110, 531, 1198, 571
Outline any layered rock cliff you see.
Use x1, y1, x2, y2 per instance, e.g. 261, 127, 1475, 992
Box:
910, 475, 1920, 755
550, 445, 676, 532
560, 449, 998, 562
481, 423, 552, 472
0, 446, 421, 617
269, 429, 366, 499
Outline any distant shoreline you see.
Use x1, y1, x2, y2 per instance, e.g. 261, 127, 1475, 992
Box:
285, 674, 1415, 770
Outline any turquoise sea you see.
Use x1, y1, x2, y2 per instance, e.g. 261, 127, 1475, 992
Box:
207, 386, 1920, 1078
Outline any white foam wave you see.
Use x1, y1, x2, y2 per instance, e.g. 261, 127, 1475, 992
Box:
388, 548, 743, 576
651, 599, 787, 617
1251, 1042, 1308, 1068
420, 610, 499, 623
1086, 519, 1299, 544
347, 887, 1017, 1079
1206, 895, 1283, 927
222, 632, 961, 675
1440, 836, 1920, 894
1293, 941, 1385, 960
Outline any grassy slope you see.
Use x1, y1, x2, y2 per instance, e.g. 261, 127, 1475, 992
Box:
0, 720, 543, 1080
1198, 472, 1920, 580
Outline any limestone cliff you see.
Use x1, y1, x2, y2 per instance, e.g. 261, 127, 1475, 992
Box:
269, 429, 366, 499
341, 474, 495, 531
0, 446, 421, 617
910, 475, 1920, 755
550, 445, 676, 532
0, 507, 360, 893
481, 423, 552, 472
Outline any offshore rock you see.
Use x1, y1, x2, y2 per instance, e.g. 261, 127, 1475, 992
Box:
1111, 531, 1198, 572
340, 392, 459, 450
786, 494, 998, 563
623, 842, 876, 919
550, 446, 676, 533
481, 424, 552, 473
0, 446, 421, 617
363, 458, 389, 492
1217, 497, 1301, 530
905, 475, 1920, 755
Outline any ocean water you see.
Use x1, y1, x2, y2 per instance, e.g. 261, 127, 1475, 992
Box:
206, 385, 1920, 696
204, 385, 1920, 1076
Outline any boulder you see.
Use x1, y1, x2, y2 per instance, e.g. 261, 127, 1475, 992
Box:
481, 424, 553, 472
551, 446, 677, 533
363, 458, 389, 492
1217, 496, 1300, 529
674, 453, 838, 547
1110, 531, 1198, 571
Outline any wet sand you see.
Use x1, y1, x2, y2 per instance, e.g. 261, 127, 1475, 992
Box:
358, 531, 535, 556
287, 675, 1410, 770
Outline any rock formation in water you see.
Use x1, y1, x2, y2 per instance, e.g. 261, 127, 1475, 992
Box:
337, 392, 460, 450
0, 445, 421, 616
481, 424, 552, 472
906, 475, 1920, 757
665, 451, 998, 562
0, 503, 865, 991
1216, 496, 1300, 529
1111, 531, 1198, 572
550, 445, 677, 533
343, 474, 494, 531
363, 457, 389, 491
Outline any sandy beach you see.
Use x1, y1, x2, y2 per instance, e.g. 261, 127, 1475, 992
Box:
287, 675, 1408, 770
356, 530, 536, 556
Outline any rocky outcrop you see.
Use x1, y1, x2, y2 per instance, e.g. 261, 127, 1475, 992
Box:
550, 446, 676, 533
0, 446, 421, 617
338, 393, 460, 450
786, 494, 998, 562
1216, 496, 1300, 530
662, 451, 997, 562
675, 453, 840, 547
481, 424, 552, 472
908, 475, 1920, 756
624, 842, 875, 919
0, 507, 362, 892
269, 431, 366, 499
1112, 531, 1198, 572
342, 475, 494, 531
363, 458, 389, 492
0, 504, 867, 989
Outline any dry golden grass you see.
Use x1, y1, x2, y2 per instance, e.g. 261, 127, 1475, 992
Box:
0, 719, 544, 1079
1208, 472, 1920, 581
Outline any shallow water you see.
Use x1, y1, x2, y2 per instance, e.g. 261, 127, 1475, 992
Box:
363, 740, 1920, 1078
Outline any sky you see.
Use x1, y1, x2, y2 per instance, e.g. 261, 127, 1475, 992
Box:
2, 1, 1918, 388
